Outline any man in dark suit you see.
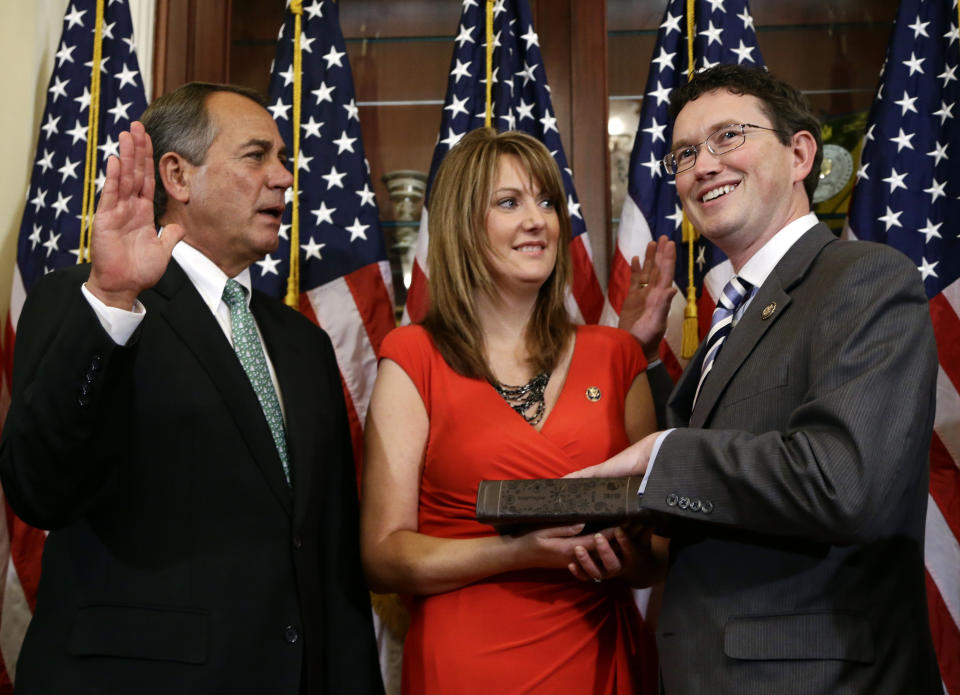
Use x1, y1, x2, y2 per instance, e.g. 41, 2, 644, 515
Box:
581, 65, 941, 693
0, 83, 383, 694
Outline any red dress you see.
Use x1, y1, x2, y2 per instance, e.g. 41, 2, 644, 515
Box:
380, 324, 650, 695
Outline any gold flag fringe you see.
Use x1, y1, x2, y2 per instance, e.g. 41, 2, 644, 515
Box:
680, 0, 700, 359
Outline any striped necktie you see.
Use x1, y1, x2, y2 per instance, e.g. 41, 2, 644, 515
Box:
693, 276, 755, 408
222, 279, 291, 487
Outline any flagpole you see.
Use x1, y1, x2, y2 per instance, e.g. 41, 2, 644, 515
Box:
285, 0, 305, 308
680, 0, 699, 358
484, 0, 494, 127
79, 0, 106, 264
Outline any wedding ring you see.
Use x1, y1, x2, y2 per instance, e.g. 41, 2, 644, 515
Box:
638, 282, 648, 288
593, 577, 602, 583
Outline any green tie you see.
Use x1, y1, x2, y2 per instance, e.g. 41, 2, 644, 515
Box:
222, 279, 291, 487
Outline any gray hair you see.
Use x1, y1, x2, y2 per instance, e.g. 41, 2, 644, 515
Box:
140, 82, 267, 223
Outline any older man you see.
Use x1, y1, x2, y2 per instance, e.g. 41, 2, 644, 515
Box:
0, 83, 382, 694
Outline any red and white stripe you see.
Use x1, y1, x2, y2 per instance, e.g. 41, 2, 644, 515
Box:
0, 266, 39, 691
842, 225, 960, 694
295, 259, 395, 483
926, 277, 960, 693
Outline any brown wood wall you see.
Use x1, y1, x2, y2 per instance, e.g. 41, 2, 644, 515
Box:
153, 0, 897, 287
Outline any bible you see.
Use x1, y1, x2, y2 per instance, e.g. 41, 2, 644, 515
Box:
475, 476, 646, 529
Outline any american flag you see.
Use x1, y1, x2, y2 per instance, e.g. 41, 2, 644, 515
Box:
0, 0, 148, 688
256, 0, 395, 472
606, 0, 764, 379
402, 0, 605, 325
845, 0, 960, 690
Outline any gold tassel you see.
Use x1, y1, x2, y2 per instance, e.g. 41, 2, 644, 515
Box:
680, 216, 699, 358
370, 591, 410, 639
679, 0, 699, 360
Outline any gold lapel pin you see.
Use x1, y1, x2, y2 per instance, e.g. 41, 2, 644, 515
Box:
761, 302, 777, 320
585, 386, 601, 402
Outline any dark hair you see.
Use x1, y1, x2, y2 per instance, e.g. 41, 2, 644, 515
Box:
669, 64, 823, 204
140, 82, 267, 223
422, 128, 574, 383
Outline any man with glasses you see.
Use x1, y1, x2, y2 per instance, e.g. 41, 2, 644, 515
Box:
580, 64, 941, 693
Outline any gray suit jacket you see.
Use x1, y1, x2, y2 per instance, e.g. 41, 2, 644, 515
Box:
642, 224, 941, 694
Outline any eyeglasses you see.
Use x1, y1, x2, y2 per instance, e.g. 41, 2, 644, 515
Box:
661, 123, 784, 175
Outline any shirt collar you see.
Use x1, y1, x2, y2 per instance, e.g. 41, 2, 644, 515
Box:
738, 212, 819, 289
171, 240, 253, 313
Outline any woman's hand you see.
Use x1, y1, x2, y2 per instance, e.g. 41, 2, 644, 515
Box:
511, 522, 600, 569
568, 525, 667, 587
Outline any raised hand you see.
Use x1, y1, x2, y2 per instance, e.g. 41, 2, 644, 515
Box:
618, 236, 677, 361
87, 121, 184, 309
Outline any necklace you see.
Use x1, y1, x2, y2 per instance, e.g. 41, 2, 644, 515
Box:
493, 371, 550, 425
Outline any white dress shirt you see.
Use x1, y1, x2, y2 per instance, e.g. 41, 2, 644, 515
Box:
81, 240, 286, 420
641, 213, 820, 493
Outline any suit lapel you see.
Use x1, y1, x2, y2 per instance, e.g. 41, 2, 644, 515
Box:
667, 341, 706, 427
688, 223, 837, 428
688, 281, 790, 427
146, 261, 294, 513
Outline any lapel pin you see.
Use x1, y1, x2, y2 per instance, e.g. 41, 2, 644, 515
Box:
585, 386, 601, 402
761, 302, 777, 320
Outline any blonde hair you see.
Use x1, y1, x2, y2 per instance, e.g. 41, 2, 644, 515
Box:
422, 128, 574, 382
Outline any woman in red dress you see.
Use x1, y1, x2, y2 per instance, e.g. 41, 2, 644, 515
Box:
361, 128, 670, 694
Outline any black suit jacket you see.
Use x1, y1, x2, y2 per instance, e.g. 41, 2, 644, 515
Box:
642, 225, 941, 694
0, 261, 383, 694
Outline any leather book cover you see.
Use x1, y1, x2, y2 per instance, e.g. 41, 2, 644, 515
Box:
476, 476, 646, 528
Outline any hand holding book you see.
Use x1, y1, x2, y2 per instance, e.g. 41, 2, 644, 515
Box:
568, 524, 667, 587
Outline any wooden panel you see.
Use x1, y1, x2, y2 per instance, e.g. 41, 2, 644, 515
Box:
534, 0, 573, 157
534, 1, 613, 285
570, 0, 611, 286
761, 26, 889, 113
153, 0, 231, 96
607, 0, 899, 30
228, 0, 460, 43
340, 0, 462, 38
358, 104, 442, 223
608, 33, 659, 98
193, 0, 231, 83
348, 41, 454, 102
750, 0, 898, 25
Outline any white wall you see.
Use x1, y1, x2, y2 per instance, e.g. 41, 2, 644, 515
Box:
0, 0, 154, 335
